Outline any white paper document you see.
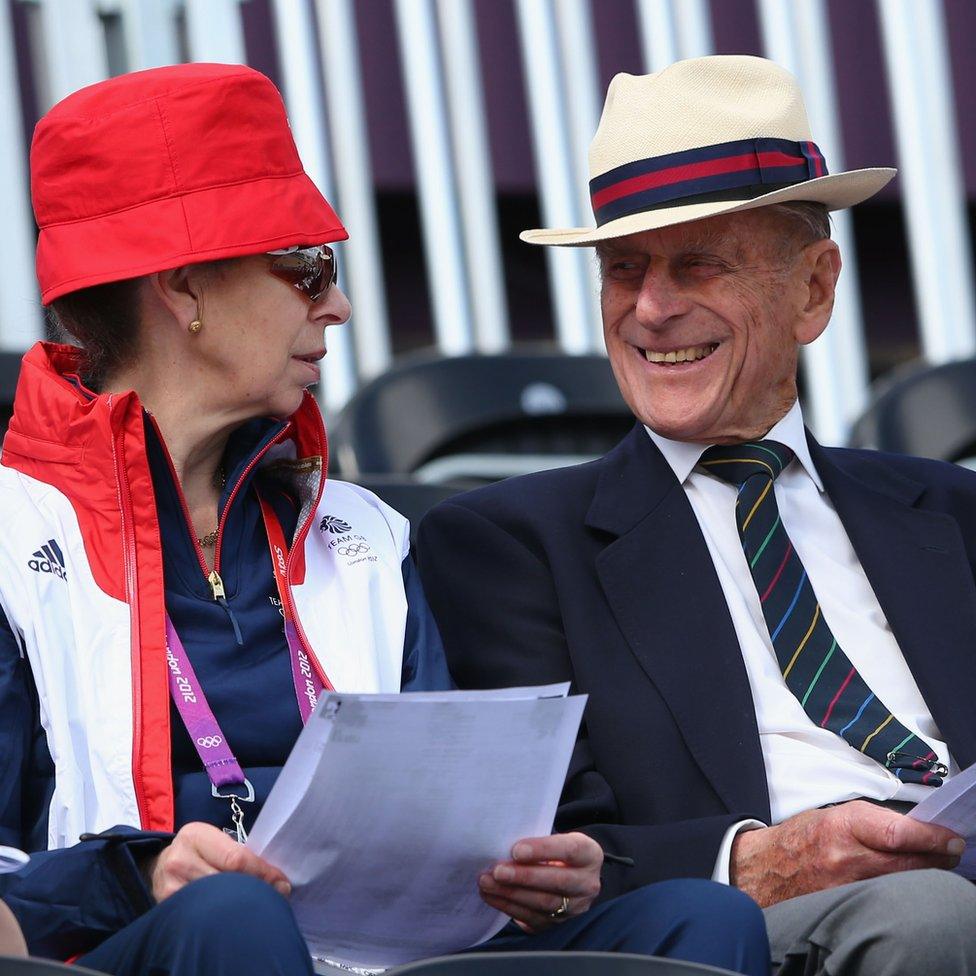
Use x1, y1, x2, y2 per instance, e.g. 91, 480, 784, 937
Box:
0, 846, 28, 874
909, 761, 976, 878
248, 684, 585, 970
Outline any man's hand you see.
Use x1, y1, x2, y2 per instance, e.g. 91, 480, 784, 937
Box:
146, 821, 292, 903
731, 800, 965, 907
478, 832, 603, 933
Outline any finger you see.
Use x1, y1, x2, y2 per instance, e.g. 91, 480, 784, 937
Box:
510, 833, 603, 868
151, 845, 221, 901
857, 850, 962, 879
480, 891, 560, 933
847, 806, 965, 857
479, 874, 589, 916
490, 862, 601, 900
219, 846, 293, 896
191, 829, 292, 895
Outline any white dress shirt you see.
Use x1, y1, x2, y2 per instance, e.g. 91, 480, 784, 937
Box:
645, 401, 955, 881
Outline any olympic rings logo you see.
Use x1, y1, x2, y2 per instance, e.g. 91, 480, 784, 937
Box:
196, 735, 223, 749
338, 543, 371, 556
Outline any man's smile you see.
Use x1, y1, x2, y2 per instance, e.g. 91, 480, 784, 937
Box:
641, 343, 720, 366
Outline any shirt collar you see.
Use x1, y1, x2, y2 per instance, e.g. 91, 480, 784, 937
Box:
644, 400, 825, 492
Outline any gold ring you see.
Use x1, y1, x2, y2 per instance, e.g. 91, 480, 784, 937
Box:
549, 896, 570, 920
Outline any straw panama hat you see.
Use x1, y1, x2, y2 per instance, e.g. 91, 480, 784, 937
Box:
521, 55, 895, 247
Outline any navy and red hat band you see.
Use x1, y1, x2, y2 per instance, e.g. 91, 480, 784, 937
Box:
589, 137, 828, 226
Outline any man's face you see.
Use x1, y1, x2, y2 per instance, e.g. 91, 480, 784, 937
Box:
598, 209, 832, 444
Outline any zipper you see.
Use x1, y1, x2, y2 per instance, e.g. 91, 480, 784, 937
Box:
146, 415, 213, 581
209, 425, 290, 644
110, 397, 150, 829
282, 556, 333, 692
148, 416, 291, 646
281, 402, 334, 692
212, 424, 290, 572
208, 570, 243, 645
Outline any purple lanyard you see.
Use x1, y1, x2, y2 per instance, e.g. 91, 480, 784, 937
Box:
165, 616, 252, 794
165, 500, 328, 837
165, 616, 254, 844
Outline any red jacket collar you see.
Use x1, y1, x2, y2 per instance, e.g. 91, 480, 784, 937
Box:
3, 341, 328, 467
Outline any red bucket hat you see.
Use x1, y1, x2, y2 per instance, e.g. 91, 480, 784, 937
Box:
31, 62, 348, 305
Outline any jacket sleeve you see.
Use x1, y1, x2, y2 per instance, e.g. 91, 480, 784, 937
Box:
0, 828, 171, 960
0, 609, 171, 959
400, 555, 455, 691
0, 609, 32, 853
416, 500, 744, 901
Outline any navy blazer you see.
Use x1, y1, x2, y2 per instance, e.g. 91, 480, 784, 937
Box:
417, 423, 976, 901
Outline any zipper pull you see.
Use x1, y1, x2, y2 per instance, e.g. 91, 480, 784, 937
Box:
208, 570, 244, 646
208, 570, 225, 601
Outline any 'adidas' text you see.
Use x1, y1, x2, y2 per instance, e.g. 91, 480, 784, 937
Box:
28, 540, 67, 581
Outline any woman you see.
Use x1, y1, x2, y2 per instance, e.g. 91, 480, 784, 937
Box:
0, 63, 769, 976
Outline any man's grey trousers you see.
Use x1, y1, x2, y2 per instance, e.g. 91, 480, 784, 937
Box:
765, 869, 976, 975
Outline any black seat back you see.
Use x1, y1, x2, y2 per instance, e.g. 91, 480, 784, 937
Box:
848, 358, 976, 463
332, 349, 632, 483
350, 477, 463, 546
0, 959, 110, 976
385, 951, 742, 976
0, 353, 21, 443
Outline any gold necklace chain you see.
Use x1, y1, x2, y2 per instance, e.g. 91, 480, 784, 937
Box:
197, 465, 226, 549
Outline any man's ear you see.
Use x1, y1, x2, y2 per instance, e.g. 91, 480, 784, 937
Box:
145, 266, 201, 329
794, 239, 841, 346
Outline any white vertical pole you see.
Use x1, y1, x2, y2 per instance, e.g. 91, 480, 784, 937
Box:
672, 0, 712, 57
636, 0, 679, 69
183, 0, 246, 64
315, 0, 392, 381
436, 0, 510, 353
117, 0, 181, 69
271, 0, 358, 413
553, 0, 604, 351
636, 0, 712, 71
759, 0, 870, 444
29, 0, 107, 107
515, 0, 600, 354
394, 0, 475, 357
0, 0, 41, 349
877, 0, 976, 363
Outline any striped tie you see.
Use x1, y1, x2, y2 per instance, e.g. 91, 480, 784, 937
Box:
699, 441, 945, 787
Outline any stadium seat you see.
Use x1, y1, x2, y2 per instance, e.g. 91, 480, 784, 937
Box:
848, 357, 976, 465
351, 476, 463, 545
384, 952, 743, 976
0, 960, 109, 976
332, 348, 632, 485
0, 353, 20, 444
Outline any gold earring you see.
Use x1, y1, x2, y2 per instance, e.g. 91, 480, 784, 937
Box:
188, 319, 202, 334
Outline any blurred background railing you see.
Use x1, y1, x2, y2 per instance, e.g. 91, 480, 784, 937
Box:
1, 0, 975, 453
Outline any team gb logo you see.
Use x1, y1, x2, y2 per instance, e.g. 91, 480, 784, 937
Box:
320, 515, 353, 534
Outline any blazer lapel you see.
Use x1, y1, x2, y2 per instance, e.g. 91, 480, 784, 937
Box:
810, 436, 976, 768
587, 426, 771, 819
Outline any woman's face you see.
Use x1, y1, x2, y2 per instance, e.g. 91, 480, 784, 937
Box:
188, 251, 351, 420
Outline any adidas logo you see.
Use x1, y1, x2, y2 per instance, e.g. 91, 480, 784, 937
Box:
28, 540, 67, 581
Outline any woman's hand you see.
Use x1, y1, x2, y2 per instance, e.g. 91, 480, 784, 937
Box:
478, 832, 603, 933
146, 821, 292, 903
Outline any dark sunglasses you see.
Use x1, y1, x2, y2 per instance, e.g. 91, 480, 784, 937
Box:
266, 245, 338, 302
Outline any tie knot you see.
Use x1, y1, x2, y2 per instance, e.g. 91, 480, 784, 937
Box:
698, 441, 795, 488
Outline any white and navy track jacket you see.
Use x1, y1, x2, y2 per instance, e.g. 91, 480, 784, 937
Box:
0, 342, 451, 957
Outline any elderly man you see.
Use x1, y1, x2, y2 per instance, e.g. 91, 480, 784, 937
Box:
418, 55, 976, 975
